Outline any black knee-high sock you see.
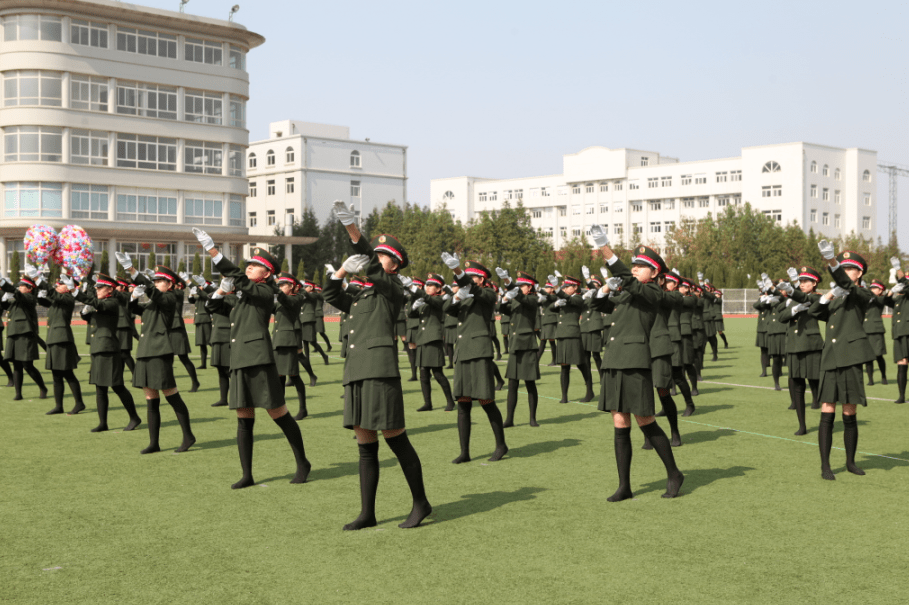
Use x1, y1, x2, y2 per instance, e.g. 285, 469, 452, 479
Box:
578, 363, 594, 399
320, 331, 332, 350
406, 348, 417, 379
481, 402, 508, 461
23, 362, 46, 392
708, 335, 718, 358
492, 363, 504, 387
49, 370, 65, 413
720, 333, 728, 348
432, 368, 454, 410
445, 343, 454, 368
592, 352, 602, 378
877, 356, 887, 382
791, 378, 807, 434
818, 412, 835, 479
503, 335, 509, 354
492, 334, 501, 358
311, 341, 328, 364
672, 367, 694, 407
303, 341, 311, 359
525, 381, 539, 426
640, 422, 684, 497
418, 367, 433, 411
760, 347, 769, 373
842, 414, 863, 474
0, 358, 12, 383
165, 392, 195, 451
36, 336, 47, 351
550, 341, 558, 365
453, 401, 472, 463
123, 352, 135, 373
658, 391, 680, 441
344, 440, 379, 529
696, 348, 704, 372
233, 417, 255, 489
385, 432, 431, 528
685, 364, 698, 392
216, 366, 230, 406
865, 361, 875, 384
112, 384, 140, 430
537, 338, 547, 359
141, 398, 161, 452
62, 369, 83, 407
92, 386, 109, 431
607, 427, 633, 502
199, 345, 208, 368
898, 365, 908, 402
298, 353, 316, 379
290, 375, 308, 419
179, 354, 199, 389
505, 379, 519, 426
273, 412, 310, 483
808, 378, 820, 408
560, 365, 570, 402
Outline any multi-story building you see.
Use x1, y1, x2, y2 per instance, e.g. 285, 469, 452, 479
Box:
0, 0, 309, 276
430, 143, 878, 250
245, 120, 407, 235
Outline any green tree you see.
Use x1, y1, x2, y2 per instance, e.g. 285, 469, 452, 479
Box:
296, 260, 306, 281
10, 250, 21, 283
280, 257, 289, 273
163, 254, 172, 269
192, 252, 201, 276
100, 249, 109, 275
148, 250, 156, 270
203, 256, 212, 281
177, 258, 186, 274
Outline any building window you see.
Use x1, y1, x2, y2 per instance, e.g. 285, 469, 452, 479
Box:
614, 225, 623, 235
489, 191, 497, 201
823, 165, 829, 177
762, 161, 781, 173
184, 140, 223, 174
572, 185, 580, 195
664, 221, 675, 231
3, 15, 62, 41
600, 204, 607, 213
541, 187, 550, 197
572, 228, 581, 237
572, 205, 581, 215
351, 181, 361, 197
184, 89, 222, 124
715, 172, 728, 183
558, 207, 566, 217
629, 182, 640, 190
731, 170, 742, 181
515, 189, 523, 199
229, 45, 246, 70
478, 192, 487, 202
504, 189, 513, 200
266, 150, 275, 166
115, 191, 177, 223
248, 182, 257, 198
248, 153, 257, 169
822, 212, 829, 226
443, 191, 454, 200
717, 196, 730, 207
71, 184, 108, 219
249, 212, 257, 227
631, 203, 642, 212
286, 147, 294, 163
286, 177, 295, 193
117, 81, 177, 120
698, 198, 710, 208
614, 204, 623, 213
229, 96, 246, 128
267, 210, 275, 226
70, 19, 108, 48
863, 216, 871, 230
810, 161, 818, 173
773, 186, 782, 197
633, 223, 643, 234
70, 75, 108, 112
661, 176, 671, 187
834, 190, 841, 204
70, 129, 108, 166
586, 205, 594, 215
641, 157, 649, 166
3, 126, 62, 162
116, 27, 177, 59
3, 70, 62, 107
350, 150, 361, 168
665, 200, 675, 210
810, 209, 817, 222
266, 180, 276, 195
810, 185, 817, 198
764, 210, 782, 223
614, 183, 623, 191
694, 175, 707, 185
834, 214, 841, 229
3, 182, 63, 217
863, 170, 871, 182
531, 210, 542, 218
822, 188, 829, 201
647, 178, 659, 189
864, 193, 871, 206
599, 183, 607, 192
185, 196, 223, 225
650, 222, 662, 233
682, 198, 694, 208
185, 38, 223, 65
229, 195, 244, 226
681, 175, 692, 186
649, 201, 661, 211
835, 168, 841, 181
228, 145, 244, 177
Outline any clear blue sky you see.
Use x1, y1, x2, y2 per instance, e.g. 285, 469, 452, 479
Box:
144, 0, 907, 247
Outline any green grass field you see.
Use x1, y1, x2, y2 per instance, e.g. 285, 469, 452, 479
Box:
3, 317, 909, 604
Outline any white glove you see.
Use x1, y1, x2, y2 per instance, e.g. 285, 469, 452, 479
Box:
115, 251, 133, 271
60, 274, 74, 290
219, 277, 235, 293
763, 277, 774, 291
891, 256, 902, 270
192, 275, 206, 287
672, 268, 680, 276
236, 291, 243, 300
442, 293, 451, 301
81, 280, 92, 294
547, 274, 559, 289
441, 252, 460, 270
332, 200, 356, 225
553, 298, 567, 307
495, 267, 509, 281
454, 284, 473, 303
600, 267, 609, 280
606, 277, 623, 291
861, 280, 867, 288
766, 296, 780, 304
37, 289, 47, 299
892, 283, 906, 294
131, 285, 146, 300
325, 263, 337, 275
777, 281, 794, 295
581, 265, 591, 280
1, 291, 12, 302
831, 285, 848, 298
24, 262, 39, 279
398, 275, 413, 288
818, 239, 835, 260
597, 287, 608, 299
412, 298, 426, 312
589, 224, 609, 248
554, 270, 563, 279
756, 280, 764, 290
504, 288, 519, 300
787, 267, 799, 282
81, 304, 94, 313
705, 278, 710, 284
582, 289, 595, 300
192, 228, 215, 251
790, 302, 809, 315
190, 287, 198, 297
697, 271, 704, 283
142, 268, 154, 278
179, 272, 190, 283
273, 294, 279, 305
342, 254, 369, 274
537, 292, 547, 303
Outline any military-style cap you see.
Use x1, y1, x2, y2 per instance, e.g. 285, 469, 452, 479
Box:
349, 276, 366, 287
412, 278, 425, 288
153, 265, 180, 283
116, 276, 132, 287
94, 273, 118, 288
302, 277, 317, 288
837, 251, 868, 273
664, 273, 681, 284
247, 246, 278, 274
631, 245, 667, 273
464, 260, 491, 279
371, 234, 409, 270
18, 276, 36, 288
425, 273, 445, 287
870, 279, 886, 290
276, 272, 298, 286
516, 271, 537, 286
561, 275, 582, 287
797, 266, 821, 282
544, 281, 554, 288
314, 284, 322, 292
587, 276, 603, 289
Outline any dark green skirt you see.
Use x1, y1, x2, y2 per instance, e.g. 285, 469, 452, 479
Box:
117, 328, 133, 351
230, 364, 285, 410
671, 341, 682, 368
599, 367, 655, 416
316, 317, 325, 334
210, 342, 231, 367
505, 349, 540, 381
90, 351, 125, 387
581, 332, 603, 353
300, 322, 316, 343
705, 321, 717, 338
894, 336, 909, 362
866, 333, 886, 357
444, 326, 457, 346
766, 333, 786, 356
681, 336, 695, 365
344, 377, 405, 431
651, 355, 673, 389
46, 342, 80, 371
169, 330, 191, 356
555, 337, 584, 365
133, 355, 176, 390
405, 327, 420, 343
715, 318, 726, 332
693, 329, 706, 349
453, 357, 495, 401
755, 331, 767, 348
195, 323, 212, 346
787, 351, 821, 380
416, 341, 445, 368
396, 320, 406, 338
817, 364, 866, 406
501, 321, 511, 336
275, 346, 299, 376
4, 334, 38, 362
541, 324, 557, 341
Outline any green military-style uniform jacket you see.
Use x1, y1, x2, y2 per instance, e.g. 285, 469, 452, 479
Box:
189, 289, 212, 326
273, 291, 304, 349
863, 295, 886, 336
507, 291, 540, 352
410, 291, 446, 346
808, 266, 875, 370
39, 286, 76, 347
580, 296, 604, 335
883, 277, 909, 340
754, 296, 770, 346
545, 290, 584, 340
130, 273, 177, 359
499, 300, 512, 337
0, 281, 38, 337
444, 275, 497, 363
75, 290, 121, 355
211, 256, 278, 369
778, 293, 824, 354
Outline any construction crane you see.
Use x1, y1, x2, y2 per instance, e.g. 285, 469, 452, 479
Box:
879, 162, 909, 236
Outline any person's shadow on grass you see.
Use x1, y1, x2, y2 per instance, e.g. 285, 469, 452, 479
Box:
538, 412, 600, 425
382, 486, 547, 526
675, 429, 736, 446
852, 451, 909, 473
634, 465, 756, 497
680, 403, 734, 416
507, 438, 582, 458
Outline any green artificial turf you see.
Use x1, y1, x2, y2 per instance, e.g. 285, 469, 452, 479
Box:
3, 318, 909, 604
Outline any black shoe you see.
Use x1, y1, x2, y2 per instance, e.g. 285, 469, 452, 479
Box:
416, 404, 433, 412
774, 383, 782, 391
690, 389, 699, 396
758, 371, 767, 378
896, 397, 906, 404
211, 401, 228, 407
867, 380, 874, 386
309, 376, 318, 387
882, 378, 889, 385
711, 355, 718, 362
408, 376, 418, 382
